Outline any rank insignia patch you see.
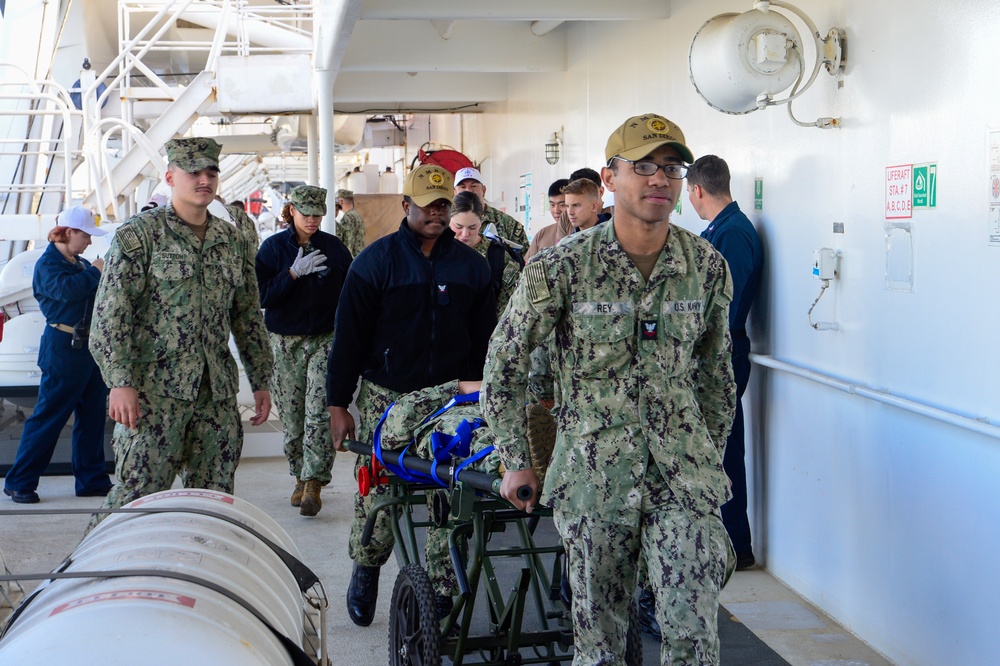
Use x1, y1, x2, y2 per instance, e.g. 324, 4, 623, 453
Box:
641, 319, 658, 340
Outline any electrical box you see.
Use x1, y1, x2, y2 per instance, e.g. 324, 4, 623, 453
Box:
812, 248, 839, 280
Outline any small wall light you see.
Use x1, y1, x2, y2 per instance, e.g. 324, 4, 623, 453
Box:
544, 128, 563, 165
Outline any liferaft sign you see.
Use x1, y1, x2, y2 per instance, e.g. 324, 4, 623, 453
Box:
885, 164, 913, 219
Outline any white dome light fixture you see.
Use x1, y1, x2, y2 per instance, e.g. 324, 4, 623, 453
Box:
689, 0, 845, 129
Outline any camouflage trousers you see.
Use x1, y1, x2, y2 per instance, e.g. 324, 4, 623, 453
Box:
270, 331, 336, 484
349, 380, 458, 595
554, 463, 733, 666
91, 374, 242, 530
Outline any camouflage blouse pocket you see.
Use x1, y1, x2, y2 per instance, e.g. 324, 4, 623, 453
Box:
569, 307, 634, 379
150, 254, 194, 307
205, 259, 245, 295
658, 313, 703, 377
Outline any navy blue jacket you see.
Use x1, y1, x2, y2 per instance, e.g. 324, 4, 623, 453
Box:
701, 201, 763, 333
34, 243, 102, 374
255, 227, 353, 336
34, 243, 101, 328
327, 219, 497, 406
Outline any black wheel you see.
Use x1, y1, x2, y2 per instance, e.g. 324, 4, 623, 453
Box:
624, 598, 643, 666
389, 563, 441, 666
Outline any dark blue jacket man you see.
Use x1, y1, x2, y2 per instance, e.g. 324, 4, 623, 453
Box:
687, 154, 764, 569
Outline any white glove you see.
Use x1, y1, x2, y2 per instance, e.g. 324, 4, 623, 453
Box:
290, 247, 328, 278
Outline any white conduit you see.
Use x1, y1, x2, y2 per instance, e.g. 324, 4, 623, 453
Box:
0, 490, 314, 665
751, 354, 1000, 441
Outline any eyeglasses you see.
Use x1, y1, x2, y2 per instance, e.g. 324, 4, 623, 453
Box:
609, 156, 688, 180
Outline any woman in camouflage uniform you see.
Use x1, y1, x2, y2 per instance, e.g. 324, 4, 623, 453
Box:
255, 186, 353, 516
449, 191, 522, 316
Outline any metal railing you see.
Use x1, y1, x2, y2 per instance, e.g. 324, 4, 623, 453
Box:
2, 1, 317, 224
0, 64, 80, 215
83, 0, 315, 218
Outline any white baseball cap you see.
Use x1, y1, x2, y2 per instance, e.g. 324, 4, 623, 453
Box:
454, 167, 484, 186
58, 206, 108, 236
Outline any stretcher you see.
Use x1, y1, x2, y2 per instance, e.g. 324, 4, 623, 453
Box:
347, 390, 641, 666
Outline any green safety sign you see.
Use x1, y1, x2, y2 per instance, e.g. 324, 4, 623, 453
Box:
754, 178, 763, 211
912, 163, 937, 209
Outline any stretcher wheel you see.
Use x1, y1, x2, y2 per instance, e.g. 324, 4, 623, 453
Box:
625, 598, 643, 666
389, 563, 441, 666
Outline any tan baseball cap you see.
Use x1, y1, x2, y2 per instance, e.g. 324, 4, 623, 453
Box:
604, 113, 694, 164
403, 165, 454, 207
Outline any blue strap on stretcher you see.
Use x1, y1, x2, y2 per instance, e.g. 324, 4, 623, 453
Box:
372, 392, 494, 487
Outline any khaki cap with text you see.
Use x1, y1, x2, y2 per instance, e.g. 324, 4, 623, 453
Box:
605, 113, 694, 164
403, 165, 454, 207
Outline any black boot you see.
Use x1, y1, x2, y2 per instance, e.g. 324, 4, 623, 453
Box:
347, 563, 381, 626
435, 594, 454, 620
636, 587, 661, 640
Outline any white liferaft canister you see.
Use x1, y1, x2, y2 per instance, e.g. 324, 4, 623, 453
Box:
0, 489, 309, 665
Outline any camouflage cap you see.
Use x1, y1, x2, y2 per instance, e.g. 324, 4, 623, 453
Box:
605, 113, 694, 164
403, 165, 454, 207
336, 189, 354, 200
289, 185, 328, 216
166, 137, 222, 172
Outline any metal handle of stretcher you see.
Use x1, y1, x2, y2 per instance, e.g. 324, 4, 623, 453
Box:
345, 440, 533, 500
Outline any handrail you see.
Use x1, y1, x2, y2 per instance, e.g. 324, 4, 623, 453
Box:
0, 85, 78, 209
750, 353, 1000, 440
75, 0, 316, 219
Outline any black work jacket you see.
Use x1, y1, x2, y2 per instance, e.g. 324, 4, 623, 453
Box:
255, 227, 353, 335
327, 219, 497, 406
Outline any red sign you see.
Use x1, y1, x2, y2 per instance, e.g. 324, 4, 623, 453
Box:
885, 164, 913, 219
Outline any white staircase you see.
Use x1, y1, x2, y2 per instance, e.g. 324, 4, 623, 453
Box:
2, 0, 318, 229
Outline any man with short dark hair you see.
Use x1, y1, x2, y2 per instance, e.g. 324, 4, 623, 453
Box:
525, 178, 571, 259
687, 154, 764, 571
454, 166, 529, 248
328, 164, 497, 627
90, 137, 273, 525
483, 113, 736, 665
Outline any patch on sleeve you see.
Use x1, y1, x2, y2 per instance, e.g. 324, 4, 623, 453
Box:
523, 260, 551, 304
116, 225, 141, 256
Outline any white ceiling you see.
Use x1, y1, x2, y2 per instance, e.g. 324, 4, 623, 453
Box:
326, 0, 672, 113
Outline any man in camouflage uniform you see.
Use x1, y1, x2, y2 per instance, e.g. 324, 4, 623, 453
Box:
328, 165, 496, 627
482, 114, 737, 666
335, 189, 366, 257
89, 137, 273, 526
454, 167, 530, 249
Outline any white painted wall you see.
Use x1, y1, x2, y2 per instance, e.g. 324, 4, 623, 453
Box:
438, 1, 1000, 664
